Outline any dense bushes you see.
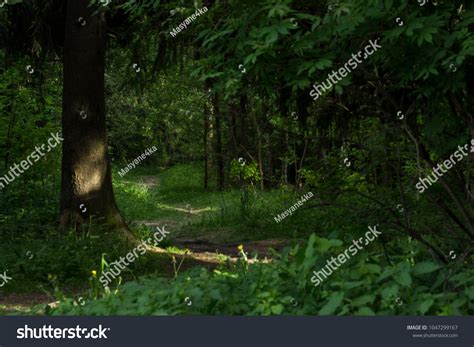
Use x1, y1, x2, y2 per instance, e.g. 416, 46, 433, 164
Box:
47, 234, 474, 315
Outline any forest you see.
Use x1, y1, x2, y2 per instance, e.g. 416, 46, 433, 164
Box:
0, 0, 473, 316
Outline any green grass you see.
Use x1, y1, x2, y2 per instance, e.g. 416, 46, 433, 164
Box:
1, 163, 473, 316
113, 163, 319, 242
43, 234, 474, 316
0, 162, 399, 299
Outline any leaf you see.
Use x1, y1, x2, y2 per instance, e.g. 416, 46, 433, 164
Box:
319, 292, 344, 315
352, 295, 375, 307
381, 284, 399, 300
418, 298, 434, 314
467, 286, 474, 300
362, 264, 381, 274
315, 59, 332, 70
276, 25, 289, 35
412, 262, 440, 276
394, 270, 412, 287
355, 307, 375, 315
320, 238, 343, 253
209, 289, 222, 300
271, 304, 284, 314
244, 53, 258, 65
266, 31, 279, 44
304, 234, 317, 260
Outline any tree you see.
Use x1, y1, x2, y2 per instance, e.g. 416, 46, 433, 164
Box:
59, 0, 132, 238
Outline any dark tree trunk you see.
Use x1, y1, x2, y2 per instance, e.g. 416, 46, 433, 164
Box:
203, 97, 210, 190
59, 0, 132, 238
239, 94, 248, 150
4, 102, 14, 171
288, 90, 311, 186
229, 100, 238, 154
212, 92, 224, 190
277, 86, 291, 184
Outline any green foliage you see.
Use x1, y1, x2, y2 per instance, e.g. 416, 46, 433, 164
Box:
230, 160, 262, 185
1, 0, 473, 317
45, 234, 474, 315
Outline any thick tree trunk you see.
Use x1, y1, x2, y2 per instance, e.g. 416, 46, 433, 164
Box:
59, 0, 132, 238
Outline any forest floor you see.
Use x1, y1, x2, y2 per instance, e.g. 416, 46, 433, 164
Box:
118, 164, 294, 259
0, 164, 296, 314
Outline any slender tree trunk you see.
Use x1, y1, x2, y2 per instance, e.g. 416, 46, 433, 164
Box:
212, 92, 224, 190
59, 0, 132, 238
239, 94, 247, 150
251, 105, 265, 191
277, 86, 291, 185
4, 103, 14, 170
203, 98, 210, 190
229, 101, 238, 154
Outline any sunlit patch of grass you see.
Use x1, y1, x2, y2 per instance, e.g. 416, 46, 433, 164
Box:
165, 246, 191, 255
0, 304, 34, 315
112, 163, 321, 242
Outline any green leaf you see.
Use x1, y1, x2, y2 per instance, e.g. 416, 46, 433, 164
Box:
418, 298, 434, 314
266, 31, 279, 44
395, 270, 412, 287
352, 295, 375, 307
315, 59, 332, 70
381, 284, 399, 300
319, 292, 344, 315
412, 262, 441, 276
355, 307, 375, 315
271, 304, 284, 314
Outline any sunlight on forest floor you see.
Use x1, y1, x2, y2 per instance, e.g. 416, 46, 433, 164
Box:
0, 165, 293, 314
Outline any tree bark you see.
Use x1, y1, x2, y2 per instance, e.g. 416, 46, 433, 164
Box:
212, 92, 224, 190
203, 94, 210, 190
59, 0, 132, 239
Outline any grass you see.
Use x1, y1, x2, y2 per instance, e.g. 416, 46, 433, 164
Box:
0, 163, 300, 312
113, 162, 319, 243
0, 162, 407, 314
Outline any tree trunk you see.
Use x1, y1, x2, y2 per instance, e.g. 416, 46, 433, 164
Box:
59, 0, 132, 239
212, 92, 224, 190
203, 95, 210, 190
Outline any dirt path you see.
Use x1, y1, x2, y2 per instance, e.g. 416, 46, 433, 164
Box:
131, 175, 291, 260
0, 289, 86, 314
140, 176, 160, 188
122, 175, 160, 188
1, 174, 290, 313
173, 238, 289, 258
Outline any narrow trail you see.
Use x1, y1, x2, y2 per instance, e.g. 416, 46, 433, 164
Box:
1, 173, 289, 313
0, 290, 85, 315
140, 176, 160, 188
133, 174, 290, 261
